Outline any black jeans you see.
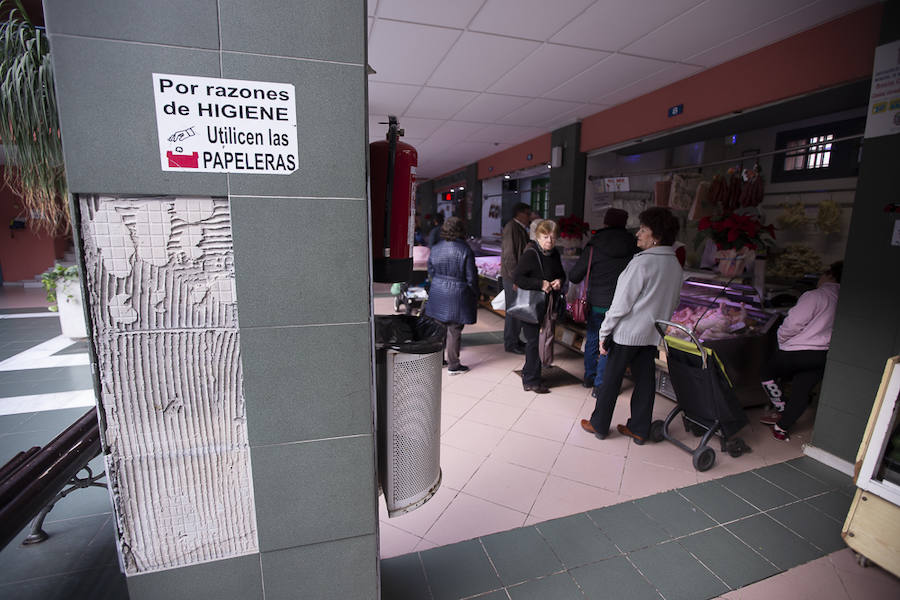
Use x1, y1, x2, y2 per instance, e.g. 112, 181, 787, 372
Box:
502, 278, 523, 351
760, 348, 827, 430
521, 321, 542, 386
589, 342, 657, 439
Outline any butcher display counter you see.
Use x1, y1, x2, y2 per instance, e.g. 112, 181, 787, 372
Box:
471, 239, 502, 310
656, 276, 781, 408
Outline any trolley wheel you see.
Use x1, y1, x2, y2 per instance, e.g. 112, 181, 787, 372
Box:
855, 553, 870, 568
692, 446, 716, 472
650, 420, 665, 443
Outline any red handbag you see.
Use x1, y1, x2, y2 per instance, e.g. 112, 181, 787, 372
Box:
570, 247, 592, 323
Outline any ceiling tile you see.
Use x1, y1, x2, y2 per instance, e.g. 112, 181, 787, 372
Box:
368, 81, 421, 119
540, 103, 608, 130
375, 0, 484, 28
368, 20, 460, 85
404, 87, 479, 119
550, 0, 704, 52
452, 93, 532, 123
423, 121, 489, 146
622, 0, 813, 62
427, 31, 541, 91
597, 63, 703, 107
686, 0, 879, 68
468, 0, 595, 41
543, 53, 675, 103
466, 123, 545, 144
488, 44, 610, 97
392, 116, 445, 140
498, 98, 582, 126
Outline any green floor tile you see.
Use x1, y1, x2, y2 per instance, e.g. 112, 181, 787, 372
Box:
719, 471, 796, 510
0, 565, 128, 600
588, 502, 671, 552
769, 501, 847, 554
785, 457, 852, 490
678, 481, 758, 524
635, 490, 716, 538
679, 527, 779, 589
0, 411, 36, 435
507, 572, 584, 600
481, 526, 563, 586
629, 541, 728, 600
380, 553, 430, 600
726, 514, 821, 570
754, 463, 831, 498
535, 514, 619, 568
806, 489, 854, 523
570, 556, 661, 600
420, 539, 502, 600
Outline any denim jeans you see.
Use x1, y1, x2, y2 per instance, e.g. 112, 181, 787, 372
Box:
584, 308, 607, 387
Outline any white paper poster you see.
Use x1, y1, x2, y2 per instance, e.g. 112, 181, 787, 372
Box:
152, 73, 298, 174
864, 40, 900, 139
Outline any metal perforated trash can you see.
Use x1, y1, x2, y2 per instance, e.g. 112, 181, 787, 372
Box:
374, 315, 445, 517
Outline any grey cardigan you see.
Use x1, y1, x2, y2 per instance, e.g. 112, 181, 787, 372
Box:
599, 246, 683, 347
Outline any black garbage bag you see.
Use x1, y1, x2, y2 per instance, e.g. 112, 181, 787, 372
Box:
374, 314, 446, 354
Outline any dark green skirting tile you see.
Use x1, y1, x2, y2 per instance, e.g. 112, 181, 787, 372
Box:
481, 526, 563, 586
507, 572, 585, 600
570, 556, 661, 600
0, 565, 128, 600
126, 553, 263, 600
588, 502, 671, 552
535, 514, 619, 568
679, 527, 779, 589
807, 490, 854, 523
420, 539, 502, 600
629, 542, 728, 600
635, 491, 716, 538
754, 463, 831, 498
726, 514, 821, 570
677, 482, 757, 524
769, 502, 847, 554
380, 553, 430, 600
785, 457, 852, 489
718, 471, 796, 510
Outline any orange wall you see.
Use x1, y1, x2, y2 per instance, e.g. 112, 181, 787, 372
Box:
0, 168, 67, 282
580, 4, 883, 153
477, 133, 551, 180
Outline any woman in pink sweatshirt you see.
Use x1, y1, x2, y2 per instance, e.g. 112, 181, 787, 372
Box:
759, 261, 842, 441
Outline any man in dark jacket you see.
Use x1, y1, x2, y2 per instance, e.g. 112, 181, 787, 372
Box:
568, 208, 638, 388
500, 203, 533, 354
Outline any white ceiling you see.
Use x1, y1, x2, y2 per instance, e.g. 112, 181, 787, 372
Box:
366, 0, 878, 180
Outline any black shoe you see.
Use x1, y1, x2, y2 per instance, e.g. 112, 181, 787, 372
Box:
591, 386, 602, 398
523, 382, 550, 394
448, 365, 470, 375
442, 359, 448, 366
506, 346, 525, 355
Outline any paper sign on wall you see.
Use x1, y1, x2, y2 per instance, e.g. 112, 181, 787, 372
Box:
604, 177, 630, 192
152, 73, 298, 174
864, 40, 900, 139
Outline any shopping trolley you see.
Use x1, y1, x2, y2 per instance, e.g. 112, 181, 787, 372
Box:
650, 320, 751, 472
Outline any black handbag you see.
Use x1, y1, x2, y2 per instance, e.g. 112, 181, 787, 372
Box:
506, 287, 546, 325
507, 247, 548, 325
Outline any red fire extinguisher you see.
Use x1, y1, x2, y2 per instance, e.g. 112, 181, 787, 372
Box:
370, 115, 417, 283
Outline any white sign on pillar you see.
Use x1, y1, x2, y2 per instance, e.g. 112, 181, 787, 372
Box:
152, 73, 298, 174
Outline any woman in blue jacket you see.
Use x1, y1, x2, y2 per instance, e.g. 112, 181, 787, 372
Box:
426, 217, 478, 374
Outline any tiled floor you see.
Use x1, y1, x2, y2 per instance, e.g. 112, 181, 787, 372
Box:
0, 285, 897, 599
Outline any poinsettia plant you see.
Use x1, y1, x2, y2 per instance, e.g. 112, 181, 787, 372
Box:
695, 212, 775, 250
557, 215, 590, 239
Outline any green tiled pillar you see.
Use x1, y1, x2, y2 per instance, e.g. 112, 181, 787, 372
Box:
44, 1, 376, 599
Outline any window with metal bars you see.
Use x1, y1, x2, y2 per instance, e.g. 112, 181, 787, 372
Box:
771, 117, 864, 183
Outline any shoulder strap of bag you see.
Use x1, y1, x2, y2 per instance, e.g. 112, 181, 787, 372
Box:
579, 247, 593, 301
528, 245, 544, 279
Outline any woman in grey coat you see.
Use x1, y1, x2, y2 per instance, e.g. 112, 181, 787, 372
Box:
425, 217, 478, 374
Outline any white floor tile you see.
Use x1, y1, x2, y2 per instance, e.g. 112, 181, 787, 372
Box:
422, 492, 527, 546
463, 399, 526, 430
378, 521, 423, 559
442, 419, 507, 456
512, 410, 576, 443
619, 458, 699, 498
551, 444, 626, 492
440, 444, 488, 491
462, 457, 548, 513
528, 392, 586, 420
380, 482, 458, 538
441, 391, 482, 418
529, 475, 623, 521
490, 430, 563, 473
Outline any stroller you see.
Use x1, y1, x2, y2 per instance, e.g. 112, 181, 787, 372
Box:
649, 320, 751, 472
392, 281, 428, 316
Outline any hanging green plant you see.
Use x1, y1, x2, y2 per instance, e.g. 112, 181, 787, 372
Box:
40, 264, 78, 311
0, 0, 69, 234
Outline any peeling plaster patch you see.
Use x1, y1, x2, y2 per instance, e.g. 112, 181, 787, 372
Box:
80, 196, 256, 575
